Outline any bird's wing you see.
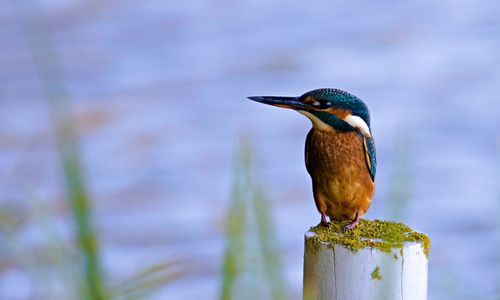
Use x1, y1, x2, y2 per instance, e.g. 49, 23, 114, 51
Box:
363, 137, 377, 181
304, 129, 313, 176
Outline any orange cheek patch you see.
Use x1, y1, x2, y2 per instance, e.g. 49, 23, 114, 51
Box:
326, 108, 352, 118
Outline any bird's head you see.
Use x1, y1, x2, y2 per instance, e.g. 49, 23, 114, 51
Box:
248, 88, 372, 138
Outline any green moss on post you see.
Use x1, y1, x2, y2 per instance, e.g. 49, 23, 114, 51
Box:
309, 219, 430, 257
371, 266, 382, 280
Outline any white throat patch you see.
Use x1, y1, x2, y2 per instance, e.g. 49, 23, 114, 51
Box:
343, 114, 372, 138
298, 110, 332, 131
298, 111, 372, 137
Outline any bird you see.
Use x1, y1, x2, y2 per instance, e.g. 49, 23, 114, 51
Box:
247, 88, 376, 231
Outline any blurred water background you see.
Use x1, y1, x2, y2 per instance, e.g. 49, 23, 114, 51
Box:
1, 0, 500, 299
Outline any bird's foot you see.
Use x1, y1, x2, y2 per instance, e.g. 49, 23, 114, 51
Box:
319, 213, 330, 227
342, 212, 361, 232
319, 220, 330, 227
342, 220, 359, 232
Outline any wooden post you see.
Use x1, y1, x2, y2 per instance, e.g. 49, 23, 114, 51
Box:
303, 220, 429, 300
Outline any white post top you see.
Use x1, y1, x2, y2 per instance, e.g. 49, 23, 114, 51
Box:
303, 219, 430, 300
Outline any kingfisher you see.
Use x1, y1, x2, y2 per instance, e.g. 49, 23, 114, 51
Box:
248, 88, 376, 231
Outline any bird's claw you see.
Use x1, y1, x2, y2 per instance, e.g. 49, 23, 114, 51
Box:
319, 214, 330, 227
319, 220, 330, 227
342, 212, 361, 232
342, 221, 359, 232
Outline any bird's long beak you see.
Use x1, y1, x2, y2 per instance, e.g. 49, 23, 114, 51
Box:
247, 96, 310, 110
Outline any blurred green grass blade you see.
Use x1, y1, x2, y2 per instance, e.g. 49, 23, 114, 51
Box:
62, 148, 106, 300
21, 1, 107, 298
221, 142, 249, 300
221, 139, 287, 300
253, 187, 287, 300
111, 260, 189, 300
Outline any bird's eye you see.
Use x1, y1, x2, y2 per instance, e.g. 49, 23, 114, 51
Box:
325, 102, 332, 106
312, 101, 320, 107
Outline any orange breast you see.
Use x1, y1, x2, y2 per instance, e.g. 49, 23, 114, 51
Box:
305, 129, 375, 220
